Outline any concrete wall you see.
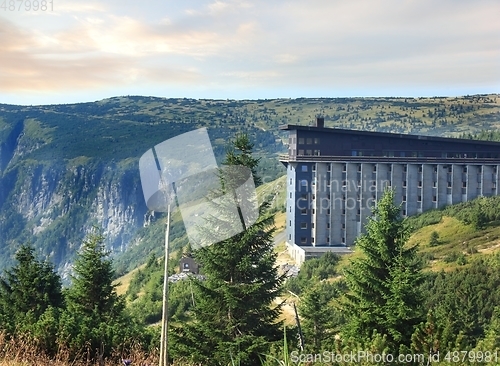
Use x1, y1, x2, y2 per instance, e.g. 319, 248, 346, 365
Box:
286, 161, 500, 264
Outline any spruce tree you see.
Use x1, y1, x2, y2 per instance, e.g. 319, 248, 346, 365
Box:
341, 188, 424, 353
0, 244, 63, 334
171, 134, 284, 365
299, 283, 339, 351
57, 229, 132, 360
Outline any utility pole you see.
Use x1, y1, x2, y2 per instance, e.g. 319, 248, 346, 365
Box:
159, 203, 171, 366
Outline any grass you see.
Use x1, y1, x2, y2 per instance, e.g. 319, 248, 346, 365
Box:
113, 265, 144, 296
0, 332, 157, 366
329, 215, 500, 275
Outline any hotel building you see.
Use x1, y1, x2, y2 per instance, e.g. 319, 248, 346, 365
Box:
280, 118, 500, 264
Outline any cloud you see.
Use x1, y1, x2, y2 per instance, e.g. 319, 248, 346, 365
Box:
52, 1, 107, 14
0, 0, 498, 103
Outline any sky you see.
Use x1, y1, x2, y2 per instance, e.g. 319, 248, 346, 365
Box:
0, 0, 499, 105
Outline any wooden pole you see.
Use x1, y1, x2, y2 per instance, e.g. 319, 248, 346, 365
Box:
159, 203, 171, 366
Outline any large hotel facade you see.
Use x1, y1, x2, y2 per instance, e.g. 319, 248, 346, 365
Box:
280, 118, 500, 264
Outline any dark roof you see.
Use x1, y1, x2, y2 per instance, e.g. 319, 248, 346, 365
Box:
279, 124, 500, 148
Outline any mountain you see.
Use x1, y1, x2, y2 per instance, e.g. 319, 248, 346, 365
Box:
0, 94, 498, 278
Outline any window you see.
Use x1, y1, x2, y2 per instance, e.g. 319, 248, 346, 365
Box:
433, 181, 437, 188
301, 209, 307, 215
312, 223, 315, 228
327, 209, 330, 215
327, 164, 331, 172
402, 209, 406, 216
301, 237, 307, 244
463, 182, 467, 188
327, 223, 330, 229
311, 237, 315, 243
327, 237, 330, 243
314, 138, 320, 144
433, 195, 437, 202
306, 150, 312, 155
418, 181, 422, 187
289, 192, 292, 198
418, 195, 422, 202
289, 178, 292, 185
289, 234, 291, 240
403, 181, 407, 187
301, 194, 307, 199
301, 165, 308, 172
301, 180, 308, 187
298, 149, 304, 155
301, 222, 307, 229
306, 138, 312, 144
289, 220, 292, 227
312, 164, 316, 171
298, 138, 304, 144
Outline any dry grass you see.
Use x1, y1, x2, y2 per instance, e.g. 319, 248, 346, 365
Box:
0, 333, 158, 366
113, 265, 145, 297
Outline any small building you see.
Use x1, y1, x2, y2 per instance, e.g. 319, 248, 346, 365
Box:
179, 255, 200, 274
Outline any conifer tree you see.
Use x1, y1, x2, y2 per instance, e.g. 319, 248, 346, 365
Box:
300, 284, 339, 351
341, 188, 424, 353
0, 244, 63, 334
57, 229, 133, 360
171, 134, 284, 366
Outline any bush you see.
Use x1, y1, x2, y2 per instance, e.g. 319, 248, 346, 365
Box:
429, 231, 440, 247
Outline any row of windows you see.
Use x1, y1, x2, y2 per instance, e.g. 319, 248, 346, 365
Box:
299, 237, 335, 244
350, 151, 500, 159
296, 164, 499, 174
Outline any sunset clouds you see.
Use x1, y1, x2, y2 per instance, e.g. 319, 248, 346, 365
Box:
0, 0, 498, 104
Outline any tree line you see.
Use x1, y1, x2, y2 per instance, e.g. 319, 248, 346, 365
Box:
0, 230, 157, 363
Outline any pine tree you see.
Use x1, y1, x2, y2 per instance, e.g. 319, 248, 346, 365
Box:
57, 228, 133, 360
0, 244, 63, 335
171, 134, 284, 366
341, 188, 424, 353
429, 231, 440, 246
299, 283, 339, 351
